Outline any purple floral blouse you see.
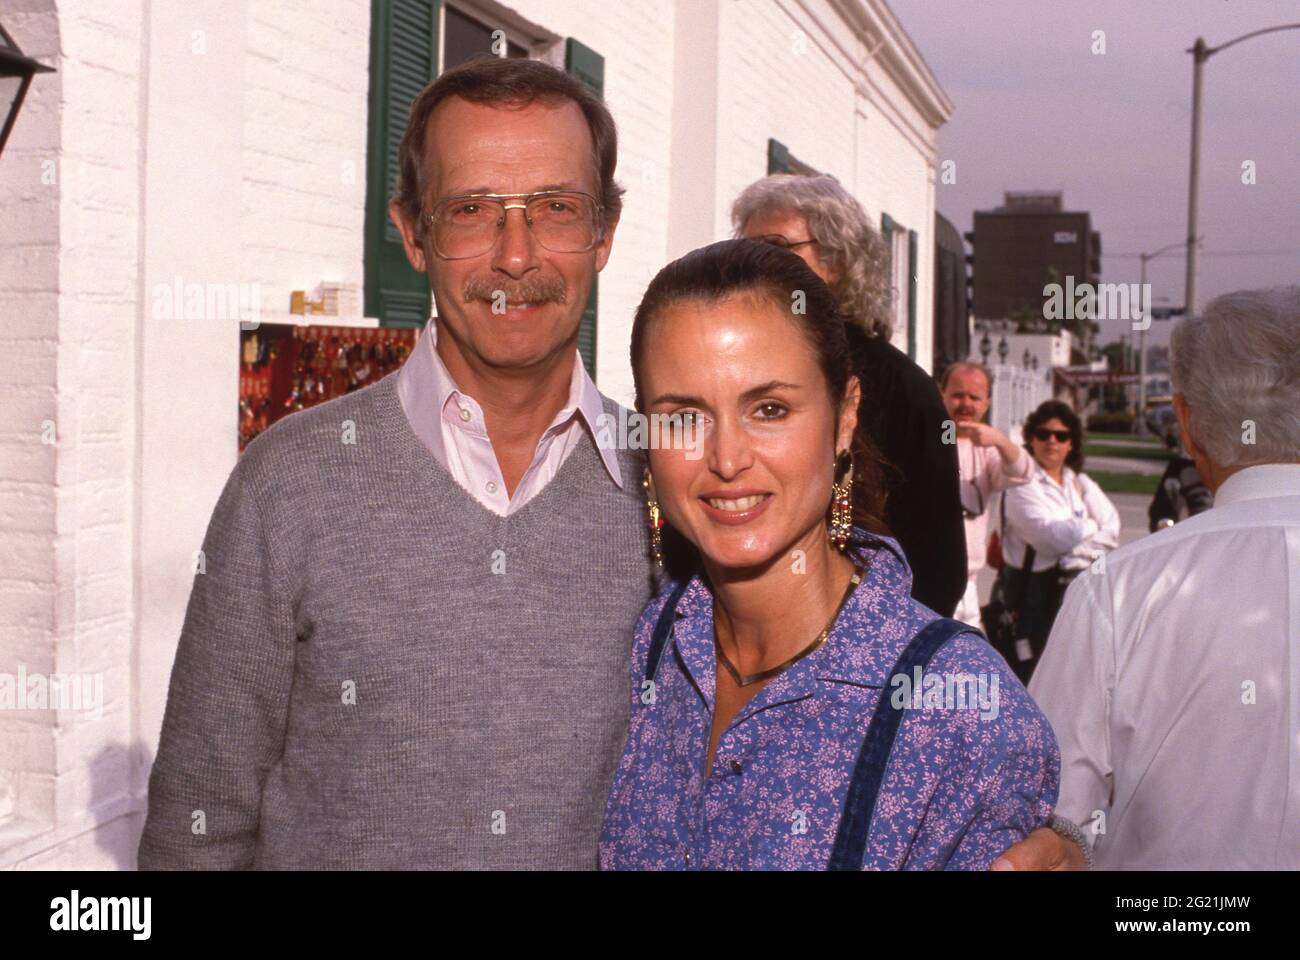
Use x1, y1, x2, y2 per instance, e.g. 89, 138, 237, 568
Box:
600, 529, 1060, 870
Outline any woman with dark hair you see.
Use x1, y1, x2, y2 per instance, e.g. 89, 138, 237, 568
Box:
599, 239, 1059, 870
997, 400, 1120, 682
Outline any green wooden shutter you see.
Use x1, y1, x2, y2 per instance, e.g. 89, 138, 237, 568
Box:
880, 212, 895, 326
767, 138, 792, 175
907, 228, 918, 361
565, 37, 603, 381
365, 0, 440, 328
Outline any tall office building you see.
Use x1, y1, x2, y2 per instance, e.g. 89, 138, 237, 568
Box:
965, 190, 1101, 323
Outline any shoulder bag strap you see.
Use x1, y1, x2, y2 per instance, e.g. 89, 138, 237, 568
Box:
644, 579, 691, 684
827, 617, 973, 870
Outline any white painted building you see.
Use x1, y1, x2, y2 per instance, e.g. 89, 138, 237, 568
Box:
0, 0, 951, 868
970, 326, 1077, 373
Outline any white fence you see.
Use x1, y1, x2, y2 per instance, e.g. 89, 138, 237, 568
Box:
988, 364, 1053, 444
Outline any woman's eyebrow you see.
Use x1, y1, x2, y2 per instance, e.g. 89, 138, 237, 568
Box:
648, 392, 706, 407
738, 380, 802, 403
649, 381, 803, 408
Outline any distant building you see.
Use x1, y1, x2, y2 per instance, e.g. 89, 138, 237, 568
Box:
970, 325, 1076, 372
933, 212, 970, 377
967, 323, 1086, 433
965, 190, 1101, 324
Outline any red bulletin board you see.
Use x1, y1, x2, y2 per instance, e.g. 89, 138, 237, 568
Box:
239, 323, 420, 453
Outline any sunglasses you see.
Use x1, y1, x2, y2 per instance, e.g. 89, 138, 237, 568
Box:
1033, 428, 1072, 443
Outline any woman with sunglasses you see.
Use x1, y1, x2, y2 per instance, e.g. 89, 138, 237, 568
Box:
599, 240, 1059, 870
998, 401, 1120, 682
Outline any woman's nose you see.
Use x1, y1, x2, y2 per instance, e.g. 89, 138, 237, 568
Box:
706, 419, 752, 479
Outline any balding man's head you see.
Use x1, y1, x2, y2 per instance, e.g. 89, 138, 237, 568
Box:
941, 361, 993, 424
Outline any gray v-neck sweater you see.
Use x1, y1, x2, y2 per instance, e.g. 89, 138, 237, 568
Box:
138, 373, 655, 869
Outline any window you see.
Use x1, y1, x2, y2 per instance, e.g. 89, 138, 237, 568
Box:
881, 213, 917, 359
443, 5, 528, 71
767, 138, 819, 177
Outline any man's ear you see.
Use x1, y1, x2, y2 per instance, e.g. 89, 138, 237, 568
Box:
389, 199, 428, 273
594, 213, 620, 273
1174, 393, 1226, 492
838, 375, 861, 452
1172, 394, 1197, 457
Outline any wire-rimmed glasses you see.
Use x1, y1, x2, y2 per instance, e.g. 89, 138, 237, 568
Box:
751, 234, 818, 252
422, 190, 604, 260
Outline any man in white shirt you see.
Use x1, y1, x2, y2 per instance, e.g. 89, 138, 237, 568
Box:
940, 362, 1033, 626
1030, 285, 1300, 869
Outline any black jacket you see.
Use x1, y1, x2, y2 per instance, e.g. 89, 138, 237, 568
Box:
1148, 456, 1214, 531
846, 327, 966, 616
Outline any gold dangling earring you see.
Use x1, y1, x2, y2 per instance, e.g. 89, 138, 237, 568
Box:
829, 451, 854, 551
642, 468, 664, 567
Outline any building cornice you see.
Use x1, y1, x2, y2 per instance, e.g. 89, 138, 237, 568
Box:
829, 0, 955, 129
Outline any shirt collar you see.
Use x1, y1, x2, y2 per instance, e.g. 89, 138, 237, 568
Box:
396, 323, 623, 490
1032, 461, 1075, 489
1212, 462, 1300, 508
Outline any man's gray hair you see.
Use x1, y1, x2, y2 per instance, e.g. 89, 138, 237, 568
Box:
731, 174, 892, 339
1170, 285, 1300, 468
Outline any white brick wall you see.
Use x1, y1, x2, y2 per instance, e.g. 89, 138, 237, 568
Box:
0, 0, 143, 866
0, 0, 948, 868
242, 0, 371, 301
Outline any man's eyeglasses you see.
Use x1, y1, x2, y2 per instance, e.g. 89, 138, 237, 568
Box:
1033, 428, 1072, 443
422, 191, 604, 260
752, 234, 818, 251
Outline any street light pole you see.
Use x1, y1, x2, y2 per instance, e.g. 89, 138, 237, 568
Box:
1183, 37, 1207, 325
1136, 241, 1182, 433
1183, 23, 1300, 322
1139, 252, 1150, 431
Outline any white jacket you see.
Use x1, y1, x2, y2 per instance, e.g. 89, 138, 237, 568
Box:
1001, 463, 1120, 572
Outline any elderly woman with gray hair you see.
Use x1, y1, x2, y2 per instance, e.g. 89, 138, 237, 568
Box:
1030, 286, 1300, 869
732, 174, 967, 620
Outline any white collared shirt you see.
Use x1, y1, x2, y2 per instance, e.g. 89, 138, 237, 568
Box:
1030, 463, 1300, 869
1001, 462, 1120, 572
395, 324, 623, 516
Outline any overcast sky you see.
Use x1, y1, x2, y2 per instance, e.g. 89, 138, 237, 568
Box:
887, 0, 1300, 345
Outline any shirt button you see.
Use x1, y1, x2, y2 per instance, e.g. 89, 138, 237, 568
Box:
683, 848, 691, 868
459, 407, 471, 422
485, 481, 497, 494
730, 759, 743, 775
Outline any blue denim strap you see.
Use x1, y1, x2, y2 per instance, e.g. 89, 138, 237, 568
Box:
644, 579, 690, 684
827, 617, 972, 870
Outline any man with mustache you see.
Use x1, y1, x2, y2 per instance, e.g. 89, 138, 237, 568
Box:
139, 56, 1077, 870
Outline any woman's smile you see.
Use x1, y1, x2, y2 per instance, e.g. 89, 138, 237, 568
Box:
698, 490, 774, 524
